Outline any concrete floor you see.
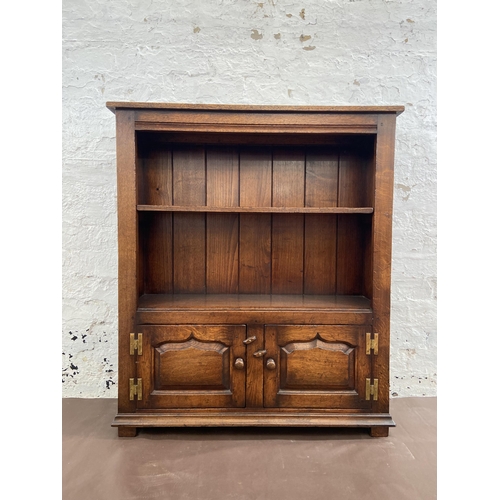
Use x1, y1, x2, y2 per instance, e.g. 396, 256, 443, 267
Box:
62, 397, 436, 500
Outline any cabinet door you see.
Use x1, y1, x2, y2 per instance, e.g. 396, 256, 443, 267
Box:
264, 325, 372, 409
137, 325, 246, 409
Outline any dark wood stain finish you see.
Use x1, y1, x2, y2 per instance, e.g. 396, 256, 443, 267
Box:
110, 103, 403, 437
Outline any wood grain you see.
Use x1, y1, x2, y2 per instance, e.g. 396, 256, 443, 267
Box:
115, 109, 138, 414
141, 213, 173, 293
239, 148, 272, 207
272, 149, 305, 207
173, 213, 206, 293
206, 214, 239, 293
137, 205, 373, 213
272, 214, 304, 294
264, 325, 371, 409
138, 325, 246, 409
206, 147, 239, 207
371, 114, 397, 415
239, 214, 271, 293
304, 215, 337, 294
107, 101, 405, 115
305, 149, 338, 207
139, 146, 172, 205
172, 147, 206, 206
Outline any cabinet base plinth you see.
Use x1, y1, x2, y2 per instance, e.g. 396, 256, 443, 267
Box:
113, 412, 395, 434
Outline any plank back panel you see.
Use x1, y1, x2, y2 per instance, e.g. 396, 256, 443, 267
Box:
336, 214, 365, 295
239, 214, 272, 293
239, 148, 272, 207
272, 149, 305, 207
239, 149, 272, 293
139, 147, 173, 205
173, 213, 206, 293
303, 149, 339, 294
135, 144, 372, 296
206, 213, 239, 293
172, 147, 206, 206
206, 147, 239, 207
272, 214, 304, 294
304, 214, 337, 294
141, 213, 173, 293
338, 151, 369, 207
305, 149, 338, 207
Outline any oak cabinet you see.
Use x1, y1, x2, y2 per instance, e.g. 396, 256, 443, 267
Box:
107, 102, 404, 437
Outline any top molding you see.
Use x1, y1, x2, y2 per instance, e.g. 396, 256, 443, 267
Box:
106, 102, 405, 116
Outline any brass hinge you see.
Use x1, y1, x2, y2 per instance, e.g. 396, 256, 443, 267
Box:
365, 333, 379, 355
365, 378, 379, 401
129, 378, 143, 401
130, 333, 143, 355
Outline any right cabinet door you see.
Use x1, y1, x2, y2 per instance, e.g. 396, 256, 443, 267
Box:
264, 325, 372, 409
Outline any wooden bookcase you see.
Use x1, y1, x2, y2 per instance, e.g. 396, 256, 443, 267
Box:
107, 102, 404, 437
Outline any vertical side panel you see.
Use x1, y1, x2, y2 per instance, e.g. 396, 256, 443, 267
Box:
304, 215, 337, 294
272, 149, 305, 207
239, 148, 272, 207
141, 213, 173, 293
206, 213, 239, 293
272, 214, 304, 294
372, 115, 397, 414
140, 147, 172, 205
239, 214, 271, 293
206, 147, 239, 207
305, 150, 338, 207
173, 213, 206, 293
172, 147, 206, 206
115, 110, 138, 413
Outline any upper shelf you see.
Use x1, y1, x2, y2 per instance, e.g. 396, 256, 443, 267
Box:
137, 205, 373, 214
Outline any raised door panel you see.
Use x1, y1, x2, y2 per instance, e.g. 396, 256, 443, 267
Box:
264, 325, 371, 409
138, 325, 246, 408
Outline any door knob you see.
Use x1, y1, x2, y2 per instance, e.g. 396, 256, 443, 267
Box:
253, 350, 267, 358
266, 358, 276, 370
234, 358, 245, 369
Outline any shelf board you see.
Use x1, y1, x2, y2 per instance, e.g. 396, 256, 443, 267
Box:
106, 102, 405, 116
137, 205, 374, 214
137, 294, 372, 312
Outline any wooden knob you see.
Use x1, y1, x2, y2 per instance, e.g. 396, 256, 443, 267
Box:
234, 358, 245, 369
266, 358, 276, 370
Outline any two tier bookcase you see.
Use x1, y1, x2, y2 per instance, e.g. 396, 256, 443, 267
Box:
106, 102, 404, 437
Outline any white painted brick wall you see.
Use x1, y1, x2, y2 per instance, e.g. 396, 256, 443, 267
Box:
62, 0, 437, 398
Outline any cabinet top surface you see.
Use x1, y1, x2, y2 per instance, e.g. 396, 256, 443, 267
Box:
106, 101, 404, 115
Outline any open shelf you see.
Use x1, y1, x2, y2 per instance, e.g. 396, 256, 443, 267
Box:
136, 293, 373, 325
138, 293, 372, 311
137, 205, 374, 214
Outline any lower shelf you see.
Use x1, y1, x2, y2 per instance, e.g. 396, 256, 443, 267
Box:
136, 293, 372, 324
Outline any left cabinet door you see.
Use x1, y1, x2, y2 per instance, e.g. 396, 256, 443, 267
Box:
137, 325, 246, 409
